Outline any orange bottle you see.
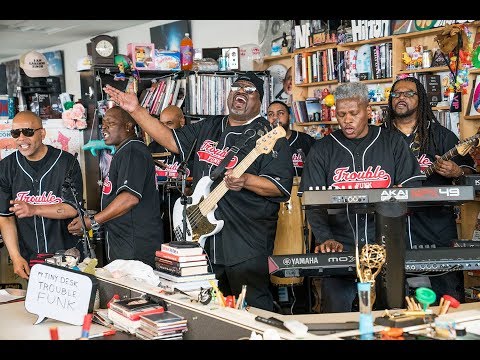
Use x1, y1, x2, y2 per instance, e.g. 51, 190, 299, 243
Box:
180, 33, 193, 71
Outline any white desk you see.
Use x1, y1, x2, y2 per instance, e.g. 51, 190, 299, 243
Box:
0, 301, 110, 340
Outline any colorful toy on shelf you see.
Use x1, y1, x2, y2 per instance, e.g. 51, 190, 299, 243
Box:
472, 46, 480, 69
82, 139, 116, 156
324, 94, 335, 107
114, 54, 131, 80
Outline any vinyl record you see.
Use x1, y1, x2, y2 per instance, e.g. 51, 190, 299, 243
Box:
472, 46, 480, 69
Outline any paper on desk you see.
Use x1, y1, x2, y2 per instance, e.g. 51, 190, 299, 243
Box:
0, 288, 26, 303
463, 320, 480, 336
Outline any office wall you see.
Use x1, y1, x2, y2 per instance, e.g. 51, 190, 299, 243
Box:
19, 20, 260, 101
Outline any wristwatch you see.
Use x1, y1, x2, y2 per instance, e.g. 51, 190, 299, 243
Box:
88, 214, 101, 231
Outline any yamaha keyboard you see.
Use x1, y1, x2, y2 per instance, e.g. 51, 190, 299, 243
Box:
268, 247, 480, 278
302, 186, 474, 208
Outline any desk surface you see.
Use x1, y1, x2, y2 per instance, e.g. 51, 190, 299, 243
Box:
95, 269, 480, 340
0, 301, 110, 340
3, 268, 480, 340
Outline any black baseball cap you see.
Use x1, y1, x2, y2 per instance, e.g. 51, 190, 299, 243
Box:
233, 71, 264, 101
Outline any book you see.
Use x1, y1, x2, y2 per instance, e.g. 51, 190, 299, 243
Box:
156, 257, 207, 268
156, 276, 217, 293
155, 263, 209, 277
136, 327, 184, 340
108, 296, 165, 320
305, 98, 322, 122
107, 308, 142, 334
154, 269, 216, 283
155, 251, 207, 263
175, 78, 187, 108
139, 311, 187, 328
160, 242, 205, 256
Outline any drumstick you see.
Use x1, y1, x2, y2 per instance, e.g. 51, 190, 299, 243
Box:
405, 295, 414, 310
438, 297, 445, 315
151, 152, 171, 158
154, 160, 167, 169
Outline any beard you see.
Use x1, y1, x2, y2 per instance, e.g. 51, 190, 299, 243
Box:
394, 107, 416, 119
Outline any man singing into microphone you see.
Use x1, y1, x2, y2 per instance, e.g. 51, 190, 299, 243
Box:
0, 111, 84, 279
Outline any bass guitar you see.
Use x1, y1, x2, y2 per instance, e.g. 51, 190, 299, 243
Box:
172, 126, 286, 245
423, 132, 480, 177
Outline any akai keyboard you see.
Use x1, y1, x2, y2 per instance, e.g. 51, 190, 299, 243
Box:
302, 186, 474, 208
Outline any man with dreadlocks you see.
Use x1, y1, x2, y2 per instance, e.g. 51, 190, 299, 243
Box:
385, 76, 476, 304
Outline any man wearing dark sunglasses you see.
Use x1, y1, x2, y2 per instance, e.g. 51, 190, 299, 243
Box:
385, 76, 476, 304
0, 110, 83, 280
104, 72, 294, 312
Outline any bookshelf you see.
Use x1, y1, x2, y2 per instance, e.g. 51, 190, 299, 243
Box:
256, 21, 480, 233
459, 22, 480, 243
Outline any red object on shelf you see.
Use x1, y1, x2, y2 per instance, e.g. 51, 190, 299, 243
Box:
442, 294, 460, 308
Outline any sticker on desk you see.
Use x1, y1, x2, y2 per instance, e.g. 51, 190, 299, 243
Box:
25, 263, 98, 326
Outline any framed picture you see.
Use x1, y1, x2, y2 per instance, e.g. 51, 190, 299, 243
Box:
150, 20, 191, 52
466, 75, 480, 116
43, 50, 66, 93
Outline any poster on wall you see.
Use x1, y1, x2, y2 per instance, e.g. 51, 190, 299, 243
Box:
43, 50, 66, 93
150, 20, 191, 52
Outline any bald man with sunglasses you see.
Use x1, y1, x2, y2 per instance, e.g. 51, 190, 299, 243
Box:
0, 110, 83, 279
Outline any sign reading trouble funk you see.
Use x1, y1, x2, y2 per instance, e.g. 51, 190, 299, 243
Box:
25, 263, 97, 326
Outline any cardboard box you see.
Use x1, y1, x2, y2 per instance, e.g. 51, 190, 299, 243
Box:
154, 50, 180, 71
127, 43, 155, 70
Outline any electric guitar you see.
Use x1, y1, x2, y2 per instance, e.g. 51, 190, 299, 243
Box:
172, 126, 286, 245
423, 133, 480, 177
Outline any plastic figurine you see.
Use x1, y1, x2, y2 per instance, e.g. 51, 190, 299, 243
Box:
64, 247, 81, 270
114, 54, 133, 81
281, 32, 289, 54
135, 47, 146, 68
82, 139, 116, 156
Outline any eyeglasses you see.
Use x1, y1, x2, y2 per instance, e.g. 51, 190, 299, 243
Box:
10, 128, 43, 138
230, 83, 257, 94
390, 91, 417, 98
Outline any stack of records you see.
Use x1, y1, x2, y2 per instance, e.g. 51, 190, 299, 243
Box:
136, 311, 188, 340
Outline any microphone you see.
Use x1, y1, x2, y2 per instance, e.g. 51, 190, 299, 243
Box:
177, 139, 196, 176
63, 152, 78, 191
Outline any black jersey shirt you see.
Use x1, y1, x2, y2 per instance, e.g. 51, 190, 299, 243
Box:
173, 115, 294, 265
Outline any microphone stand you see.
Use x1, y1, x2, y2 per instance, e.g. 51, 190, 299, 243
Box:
175, 139, 197, 245
62, 155, 96, 260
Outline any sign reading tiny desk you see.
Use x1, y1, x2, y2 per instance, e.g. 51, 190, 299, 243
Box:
25, 263, 97, 326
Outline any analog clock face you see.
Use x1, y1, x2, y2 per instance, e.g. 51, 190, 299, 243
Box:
95, 40, 114, 57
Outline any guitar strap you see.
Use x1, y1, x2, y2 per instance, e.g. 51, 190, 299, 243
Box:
210, 119, 269, 181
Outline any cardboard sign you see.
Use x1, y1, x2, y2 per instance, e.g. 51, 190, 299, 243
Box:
25, 263, 97, 326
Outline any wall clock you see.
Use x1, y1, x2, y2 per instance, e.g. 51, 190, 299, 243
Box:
90, 35, 117, 66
